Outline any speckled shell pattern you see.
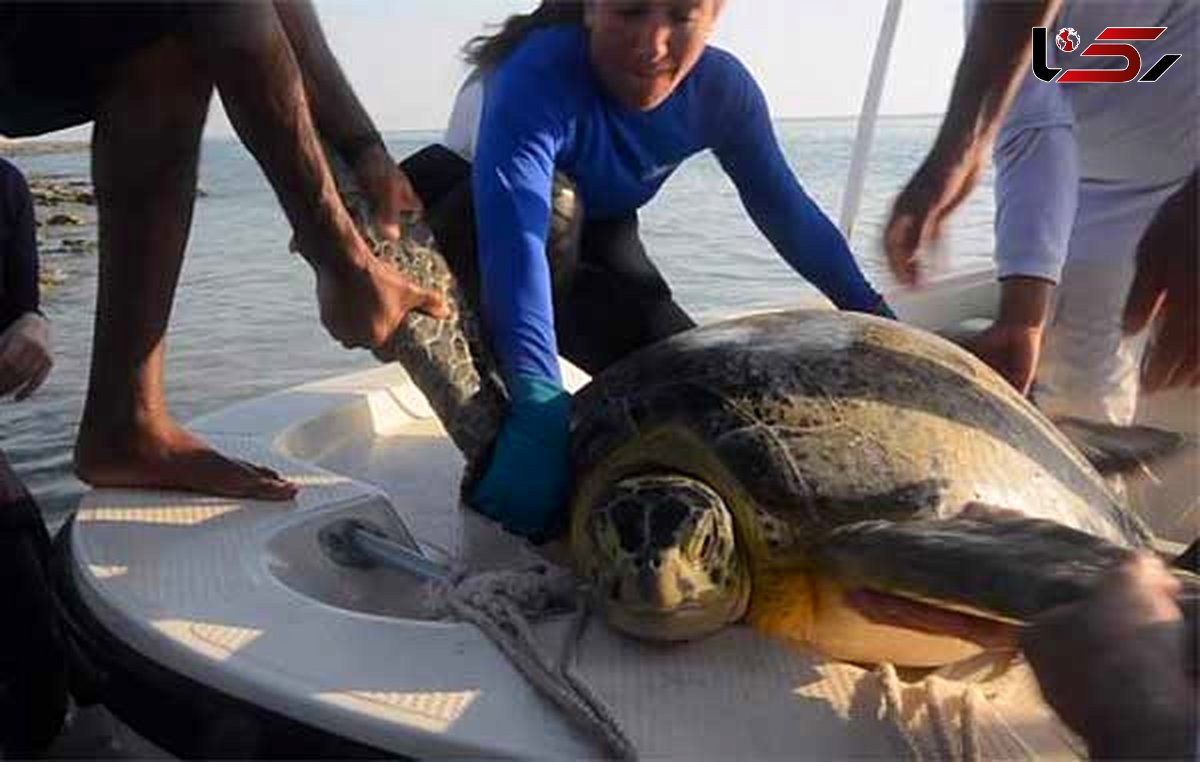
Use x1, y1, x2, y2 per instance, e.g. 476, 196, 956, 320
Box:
329, 152, 583, 490
570, 310, 1153, 564
333, 161, 507, 488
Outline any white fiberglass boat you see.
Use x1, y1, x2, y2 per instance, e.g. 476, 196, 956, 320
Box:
46, 0, 1197, 752
58, 270, 1186, 761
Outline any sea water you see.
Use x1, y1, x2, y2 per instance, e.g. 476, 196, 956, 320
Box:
0, 117, 997, 523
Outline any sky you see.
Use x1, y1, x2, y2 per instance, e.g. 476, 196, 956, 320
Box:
44, 1, 967, 140
230, 0, 966, 134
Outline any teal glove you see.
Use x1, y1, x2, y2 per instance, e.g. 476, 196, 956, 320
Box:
860, 293, 897, 320
471, 374, 572, 541
874, 297, 898, 320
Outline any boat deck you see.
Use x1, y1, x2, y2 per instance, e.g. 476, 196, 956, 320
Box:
63, 356, 1084, 759
58, 272, 1194, 759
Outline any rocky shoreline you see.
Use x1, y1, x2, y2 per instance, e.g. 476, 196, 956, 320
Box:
28, 174, 98, 292
17, 159, 213, 293
0, 138, 90, 158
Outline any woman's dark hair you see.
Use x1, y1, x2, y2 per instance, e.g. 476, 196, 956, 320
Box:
463, 0, 585, 71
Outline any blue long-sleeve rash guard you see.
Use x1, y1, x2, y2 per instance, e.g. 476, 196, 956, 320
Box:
472, 26, 882, 384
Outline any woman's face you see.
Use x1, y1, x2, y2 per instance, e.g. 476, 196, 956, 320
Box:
585, 0, 723, 111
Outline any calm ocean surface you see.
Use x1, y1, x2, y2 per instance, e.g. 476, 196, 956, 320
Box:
1, 117, 996, 524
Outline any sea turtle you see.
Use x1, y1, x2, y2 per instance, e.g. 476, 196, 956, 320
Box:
326, 148, 1188, 667
328, 148, 581, 486
565, 309, 1171, 666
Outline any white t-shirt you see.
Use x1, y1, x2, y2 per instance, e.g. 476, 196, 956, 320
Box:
443, 76, 484, 161
969, 0, 1199, 281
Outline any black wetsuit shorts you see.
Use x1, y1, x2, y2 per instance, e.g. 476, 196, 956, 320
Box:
401, 144, 696, 376
0, 3, 188, 137
0, 450, 68, 755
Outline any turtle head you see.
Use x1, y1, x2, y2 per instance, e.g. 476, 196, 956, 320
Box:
580, 474, 751, 641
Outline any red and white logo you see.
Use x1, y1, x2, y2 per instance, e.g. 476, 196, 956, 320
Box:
1056, 27, 1081, 52
1033, 26, 1182, 83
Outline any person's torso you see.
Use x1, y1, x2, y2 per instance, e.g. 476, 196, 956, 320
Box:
986, 0, 1198, 264
0, 158, 23, 305
559, 76, 713, 218
448, 26, 750, 219
1054, 0, 1198, 186
1055, 0, 1198, 261
0, 157, 18, 245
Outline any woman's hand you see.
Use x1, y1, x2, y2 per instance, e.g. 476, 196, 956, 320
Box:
0, 312, 52, 401
471, 374, 573, 542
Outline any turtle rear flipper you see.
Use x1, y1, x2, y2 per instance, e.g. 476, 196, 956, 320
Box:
815, 513, 1175, 624
1054, 416, 1196, 476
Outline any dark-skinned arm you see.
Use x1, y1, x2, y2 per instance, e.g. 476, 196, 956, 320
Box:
886, 0, 1064, 285
1124, 171, 1199, 391
273, 0, 421, 238
185, 3, 445, 351
272, 0, 381, 158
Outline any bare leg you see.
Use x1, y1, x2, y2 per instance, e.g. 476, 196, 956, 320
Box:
74, 36, 296, 500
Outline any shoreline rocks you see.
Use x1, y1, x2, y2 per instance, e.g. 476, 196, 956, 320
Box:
43, 212, 86, 227
0, 139, 90, 158
27, 174, 98, 292
29, 178, 95, 207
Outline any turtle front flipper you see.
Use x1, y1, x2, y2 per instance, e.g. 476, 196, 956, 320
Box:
812, 510, 1197, 626
323, 144, 585, 491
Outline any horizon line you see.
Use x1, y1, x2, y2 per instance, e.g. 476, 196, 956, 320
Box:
1, 112, 946, 147
212, 111, 946, 139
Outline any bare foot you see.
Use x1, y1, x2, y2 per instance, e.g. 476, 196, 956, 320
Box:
75, 417, 297, 500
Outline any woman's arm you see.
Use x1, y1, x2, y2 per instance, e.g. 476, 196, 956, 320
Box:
472, 72, 566, 385
713, 69, 885, 313
467, 60, 574, 540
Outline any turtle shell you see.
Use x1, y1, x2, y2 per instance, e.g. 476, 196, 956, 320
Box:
569, 310, 1151, 567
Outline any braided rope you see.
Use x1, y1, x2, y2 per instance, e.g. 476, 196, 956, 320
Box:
431, 566, 638, 760
925, 678, 959, 760
877, 664, 992, 762
961, 685, 982, 762
878, 663, 926, 760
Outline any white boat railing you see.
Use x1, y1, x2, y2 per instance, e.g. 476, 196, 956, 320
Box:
839, 0, 904, 239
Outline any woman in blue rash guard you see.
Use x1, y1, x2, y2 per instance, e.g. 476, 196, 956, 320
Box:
397, 0, 892, 540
